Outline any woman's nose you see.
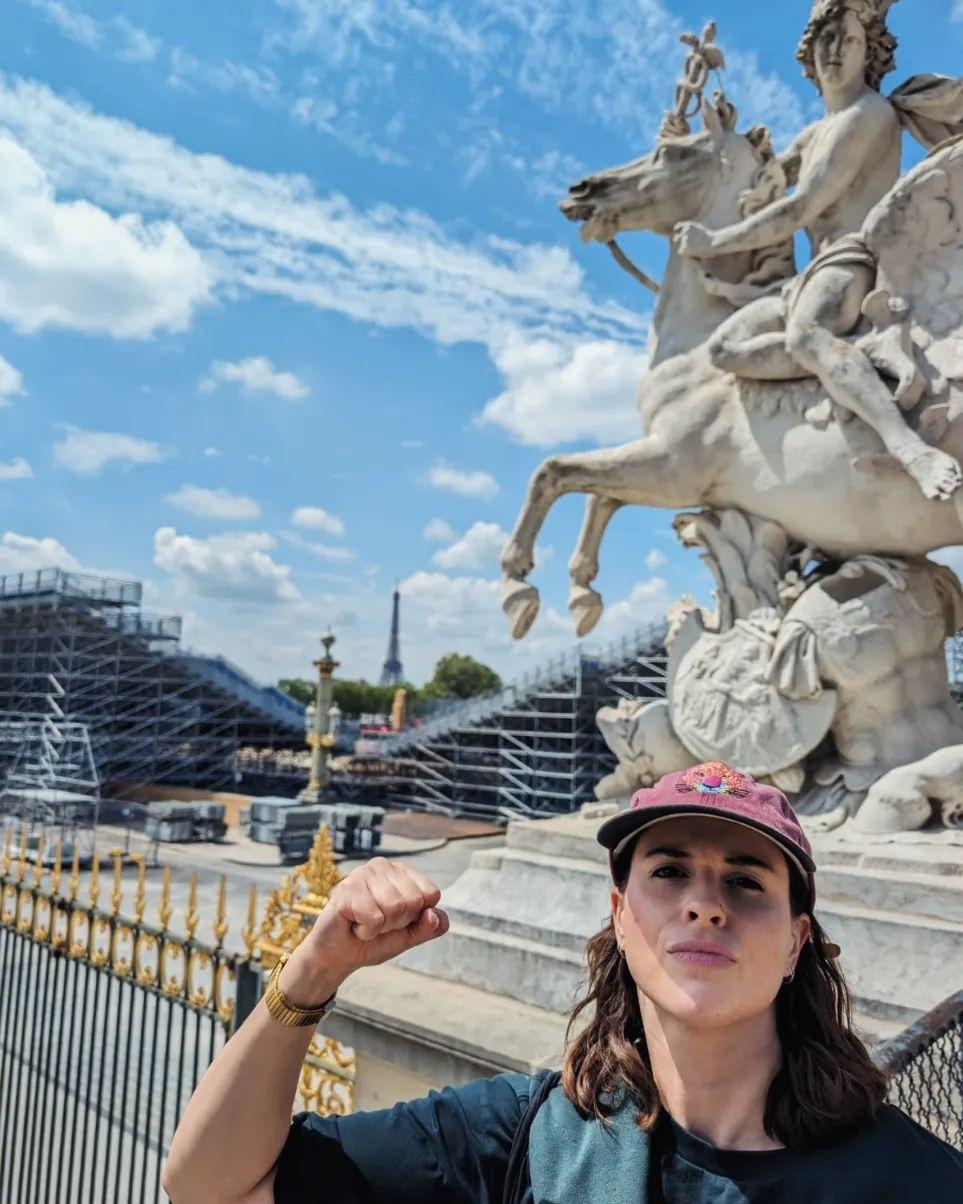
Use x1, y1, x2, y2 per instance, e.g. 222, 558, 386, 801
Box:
684, 880, 726, 924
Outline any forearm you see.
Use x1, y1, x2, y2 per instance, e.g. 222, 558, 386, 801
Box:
708, 196, 808, 255
162, 948, 347, 1204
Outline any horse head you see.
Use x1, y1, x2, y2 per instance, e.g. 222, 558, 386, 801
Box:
560, 96, 792, 364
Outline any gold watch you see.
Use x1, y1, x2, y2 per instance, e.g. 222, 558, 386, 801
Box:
264, 950, 337, 1028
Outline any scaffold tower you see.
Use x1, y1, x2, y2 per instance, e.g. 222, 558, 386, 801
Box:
0, 568, 305, 791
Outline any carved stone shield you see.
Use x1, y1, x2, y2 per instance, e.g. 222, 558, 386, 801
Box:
669, 615, 837, 776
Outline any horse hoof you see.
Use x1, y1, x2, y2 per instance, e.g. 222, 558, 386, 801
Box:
570, 585, 603, 637
502, 579, 540, 639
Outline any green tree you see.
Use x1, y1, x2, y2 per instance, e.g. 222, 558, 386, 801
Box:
278, 678, 313, 706
423, 653, 501, 700
279, 676, 422, 717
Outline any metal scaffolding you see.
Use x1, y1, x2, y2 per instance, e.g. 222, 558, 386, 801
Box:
0, 569, 304, 792
377, 620, 669, 822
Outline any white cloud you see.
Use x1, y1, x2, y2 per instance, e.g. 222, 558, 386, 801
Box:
955, 1, 963, 21
153, 527, 301, 603
25, 0, 160, 62
52, 427, 164, 475
166, 484, 261, 521
291, 95, 407, 166
0, 77, 642, 357
0, 356, 24, 404
291, 506, 345, 536
0, 530, 82, 574
480, 330, 643, 446
199, 356, 309, 400
400, 570, 501, 633
0, 136, 209, 338
0, 457, 34, 481
591, 577, 671, 637
433, 521, 507, 570
280, 531, 356, 562
645, 549, 667, 570
203, 447, 222, 458
401, 439, 425, 450
168, 49, 278, 101
271, 0, 806, 148
423, 518, 455, 543
426, 460, 499, 500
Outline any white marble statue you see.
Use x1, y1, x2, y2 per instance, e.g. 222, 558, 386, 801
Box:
503, 2, 963, 832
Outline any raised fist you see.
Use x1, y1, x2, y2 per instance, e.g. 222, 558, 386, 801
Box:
300, 857, 450, 978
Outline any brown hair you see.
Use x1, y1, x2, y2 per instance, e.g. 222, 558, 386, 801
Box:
561, 850, 888, 1148
796, 1, 897, 92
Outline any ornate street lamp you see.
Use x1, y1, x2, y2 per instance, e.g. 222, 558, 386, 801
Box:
299, 629, 340, 804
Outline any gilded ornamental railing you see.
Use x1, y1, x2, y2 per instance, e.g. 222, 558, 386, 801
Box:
0, 821, 356, 1204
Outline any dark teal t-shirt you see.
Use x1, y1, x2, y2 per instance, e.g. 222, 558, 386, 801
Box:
652, 1107, 963, 1202
273, 1071, 963, 1203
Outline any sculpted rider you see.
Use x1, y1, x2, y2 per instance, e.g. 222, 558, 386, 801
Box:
673, 0, 963, 503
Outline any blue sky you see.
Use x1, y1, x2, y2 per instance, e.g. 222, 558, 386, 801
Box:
0, 0, 960, 686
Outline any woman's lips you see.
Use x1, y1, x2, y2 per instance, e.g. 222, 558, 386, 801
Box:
670, 949, 734, 968
667, 941, 736, 967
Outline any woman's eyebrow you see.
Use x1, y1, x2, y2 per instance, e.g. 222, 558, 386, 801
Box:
643, 845, 776, 873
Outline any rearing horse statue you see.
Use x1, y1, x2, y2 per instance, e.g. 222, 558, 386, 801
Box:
500, 96, 963, 640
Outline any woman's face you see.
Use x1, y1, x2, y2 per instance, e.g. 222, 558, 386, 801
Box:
611, 815, 811, 1029
814, 12, 868, 93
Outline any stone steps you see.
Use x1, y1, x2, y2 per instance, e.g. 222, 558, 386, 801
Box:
330, 961, 570, 1086
413, 813, 963, 1027
400, 917, 590, 1014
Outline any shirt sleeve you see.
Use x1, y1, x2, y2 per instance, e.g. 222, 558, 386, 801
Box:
273, 1071, 534, 1204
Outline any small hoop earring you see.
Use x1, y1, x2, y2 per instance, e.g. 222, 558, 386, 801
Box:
783, 967, 795, 983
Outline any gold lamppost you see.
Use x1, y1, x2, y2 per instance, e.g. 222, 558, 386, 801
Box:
299, 629, 340, 804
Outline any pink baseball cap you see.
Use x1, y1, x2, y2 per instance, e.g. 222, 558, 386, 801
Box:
597, 761, 816, 906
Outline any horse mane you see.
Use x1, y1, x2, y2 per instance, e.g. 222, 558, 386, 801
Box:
739, 125, 795, 288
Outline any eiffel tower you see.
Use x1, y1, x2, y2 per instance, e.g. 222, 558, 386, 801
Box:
379, 586, 404, 686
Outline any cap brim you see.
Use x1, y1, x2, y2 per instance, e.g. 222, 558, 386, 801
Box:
597, 804, 816, 884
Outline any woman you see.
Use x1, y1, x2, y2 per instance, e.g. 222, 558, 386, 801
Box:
163, 761, 963, 1202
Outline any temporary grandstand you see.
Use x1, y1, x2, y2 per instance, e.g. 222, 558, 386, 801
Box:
366, 620, 669, 822
0, 569, 305, 793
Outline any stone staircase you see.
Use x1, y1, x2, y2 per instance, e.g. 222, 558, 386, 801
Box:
399, 811, 963, 1044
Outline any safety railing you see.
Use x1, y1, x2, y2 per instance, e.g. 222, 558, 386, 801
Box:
874, 988, 963, 1150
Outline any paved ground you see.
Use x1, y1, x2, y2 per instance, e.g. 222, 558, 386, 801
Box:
53, 815, 507, 957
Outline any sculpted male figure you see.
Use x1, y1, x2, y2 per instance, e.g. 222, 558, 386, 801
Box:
674, 0, 963, 503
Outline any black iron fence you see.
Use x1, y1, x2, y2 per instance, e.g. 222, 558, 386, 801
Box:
0, 832, 261, 1203
874, 989, 963, 1149
0, 824, 355, 1204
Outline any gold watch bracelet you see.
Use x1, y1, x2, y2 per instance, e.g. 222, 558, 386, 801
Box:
264, 950, 338, 1028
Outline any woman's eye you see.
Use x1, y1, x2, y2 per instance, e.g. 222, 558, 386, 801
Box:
730, 876, 763, 892
652, 864, 683, 877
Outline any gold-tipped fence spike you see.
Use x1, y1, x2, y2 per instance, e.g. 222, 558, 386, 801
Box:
33, 833, 46, 888
2, 826, 12, 877
52, 835, 63, 896
213, 875, 229, 948
185, 873, 199, 941
89, 848, 101, 910
242, 884, 257, 957
16, 827, 28, 883
133, 856, 146, 924
158, 865, 172, 932
69, 842, 80, 902
110, 848, 123, 917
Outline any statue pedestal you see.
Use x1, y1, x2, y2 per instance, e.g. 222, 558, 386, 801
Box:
323, 962, 568, 1108
399, 811, 963, 1030
333, 813, 962, 1107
